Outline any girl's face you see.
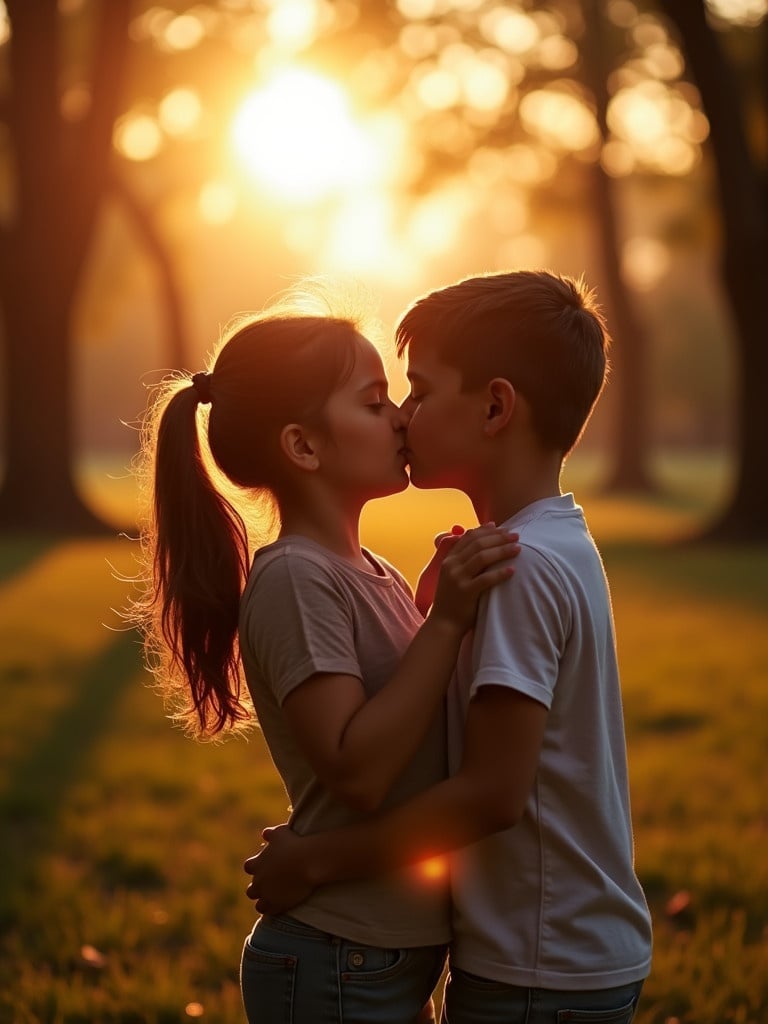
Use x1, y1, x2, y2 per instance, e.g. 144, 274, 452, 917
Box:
315, 335, 409, 504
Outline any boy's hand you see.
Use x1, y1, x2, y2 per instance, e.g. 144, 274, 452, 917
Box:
429, 524, 520, 633
244, 825, 315, 915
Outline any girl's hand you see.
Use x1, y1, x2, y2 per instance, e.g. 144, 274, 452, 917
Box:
415, 524, 465, 615
429, 523, 520, 633
244, 825, 315, 915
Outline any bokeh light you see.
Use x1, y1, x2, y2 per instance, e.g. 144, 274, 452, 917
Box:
0, 2, 10, 46
535, 34, 578, 72
266, 0, 324, 50
519, 89, 599, 152
622, 236, 671, 291
607, 0, 639, 28
706, 0, 767, 24
114, 113, 163, 161
158, 88, 202, 137
417, 856, 448, 881
480, 7, 540, 54
608, 81, 708, 175
162, 13, 205, 51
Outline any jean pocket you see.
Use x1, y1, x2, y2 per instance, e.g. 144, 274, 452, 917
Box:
557, 1000, 636, 1023
341, 945, 446, 1024
241, 942, 297, 1024
341, 944, 407, 982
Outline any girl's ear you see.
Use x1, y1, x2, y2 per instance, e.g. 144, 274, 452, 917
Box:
279, 424, 320, 472
483, 378, 516, 437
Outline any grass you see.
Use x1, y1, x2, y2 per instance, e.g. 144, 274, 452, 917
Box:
1, 453, 766, 1023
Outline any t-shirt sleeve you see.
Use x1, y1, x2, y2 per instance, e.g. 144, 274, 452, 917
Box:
242, 552, 362, 706
470, 544, 571, 709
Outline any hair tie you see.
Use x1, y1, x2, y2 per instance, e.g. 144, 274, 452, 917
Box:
192, 371, 213, 405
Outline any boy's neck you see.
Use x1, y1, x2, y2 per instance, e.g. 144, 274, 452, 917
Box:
469, 453, 563, 526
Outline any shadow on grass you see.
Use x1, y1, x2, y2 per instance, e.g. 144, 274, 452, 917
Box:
0, 536, 58, 585
0, 630, 142, 930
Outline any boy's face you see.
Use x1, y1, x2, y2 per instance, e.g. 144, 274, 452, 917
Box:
400, 340, 486, 492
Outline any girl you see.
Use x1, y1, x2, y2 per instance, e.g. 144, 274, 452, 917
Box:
133, 292, 517, 1023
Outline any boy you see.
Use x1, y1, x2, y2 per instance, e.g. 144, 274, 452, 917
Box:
244, 270, 653, 1023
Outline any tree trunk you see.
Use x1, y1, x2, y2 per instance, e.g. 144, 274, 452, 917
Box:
659, 0, 768, 541
111, 174, 188, 370
581, 0, 656, 493
0, 269, 107, 533
0, 0, 133, 534
588, 162, 657, 492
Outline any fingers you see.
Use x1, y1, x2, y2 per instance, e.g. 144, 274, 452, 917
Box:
433, 523, 466, 549
437, 525, 520, 604
446, 526, 520, 572
434, 532, 462, 552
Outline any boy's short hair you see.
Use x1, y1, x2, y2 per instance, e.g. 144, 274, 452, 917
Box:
395, 270, 610, 456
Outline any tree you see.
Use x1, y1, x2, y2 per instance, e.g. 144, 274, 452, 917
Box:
0, 0, 187, 533
581, 0, 656, 492
0, 1, 130, 532
657, 0, 768, 541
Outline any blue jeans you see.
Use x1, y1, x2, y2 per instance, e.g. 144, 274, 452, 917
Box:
442, 966, 644, 1024
241, 913, 448, 1023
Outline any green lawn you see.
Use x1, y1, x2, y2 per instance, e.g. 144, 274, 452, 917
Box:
1, 457, 766, 1023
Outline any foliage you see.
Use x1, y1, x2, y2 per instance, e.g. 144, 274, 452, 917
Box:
0, 466, 766, 1022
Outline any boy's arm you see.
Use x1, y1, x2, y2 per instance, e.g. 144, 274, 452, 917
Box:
245, 685, 547, 914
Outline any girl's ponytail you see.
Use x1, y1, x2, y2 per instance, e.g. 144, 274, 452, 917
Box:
132, 301, 366, 740
135, 377, 251, 738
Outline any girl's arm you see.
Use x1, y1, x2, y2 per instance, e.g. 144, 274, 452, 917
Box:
245, 686, 548, 911
281, 525, 519, 813
414, 525, 465, 616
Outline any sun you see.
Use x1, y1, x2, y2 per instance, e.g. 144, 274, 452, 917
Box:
232, 67, 377, 204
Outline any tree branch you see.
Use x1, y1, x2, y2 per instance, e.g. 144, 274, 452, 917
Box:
109, 172, 189, 369
64, 0, 133, 264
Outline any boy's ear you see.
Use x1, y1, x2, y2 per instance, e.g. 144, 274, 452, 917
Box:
280, 423, 320, 472
483, 378, 516, 437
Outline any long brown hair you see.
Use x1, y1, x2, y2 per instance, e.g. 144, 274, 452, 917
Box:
131, 304, 364, 738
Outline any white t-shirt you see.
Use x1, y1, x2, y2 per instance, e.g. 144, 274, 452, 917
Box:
240, 536, 450, 947
447, 494, 652, 989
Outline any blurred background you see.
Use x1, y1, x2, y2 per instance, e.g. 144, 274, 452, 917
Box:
0, 0, 766, 540
0, 2, 767, 1023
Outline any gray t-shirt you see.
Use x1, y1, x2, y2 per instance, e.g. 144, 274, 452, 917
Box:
239, 535, 450, 947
